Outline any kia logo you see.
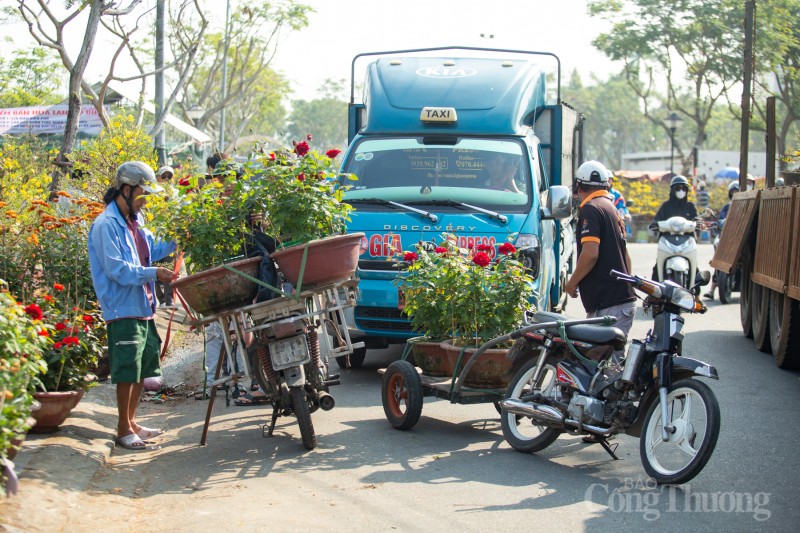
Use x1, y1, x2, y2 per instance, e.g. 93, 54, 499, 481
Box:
416, 67, 477, 78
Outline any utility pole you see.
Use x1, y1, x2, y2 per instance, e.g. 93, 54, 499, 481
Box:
219, 0, 231, 154
154, 0, 166, 165
738, 0, 755, 191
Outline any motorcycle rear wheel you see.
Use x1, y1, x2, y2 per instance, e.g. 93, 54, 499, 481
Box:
290, 386, 317, 450
640, 378, 720, 485
500, 355, 563, 453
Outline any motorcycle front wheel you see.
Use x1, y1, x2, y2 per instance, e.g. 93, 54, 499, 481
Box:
290, 386, 317, 450
640, 378, 720, 485
500, 355, 563, 453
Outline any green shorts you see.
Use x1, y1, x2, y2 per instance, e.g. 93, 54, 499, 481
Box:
107, 318, 162, 384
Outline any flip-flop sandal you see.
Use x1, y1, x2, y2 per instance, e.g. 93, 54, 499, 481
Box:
234, 393, 270, 406
136, 427, 164, 440
116, 433, 156, 451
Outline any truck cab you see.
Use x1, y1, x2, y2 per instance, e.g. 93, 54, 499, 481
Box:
339, 47, 582, 363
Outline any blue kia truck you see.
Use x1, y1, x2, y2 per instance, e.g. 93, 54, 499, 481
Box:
338, 46, 582, 368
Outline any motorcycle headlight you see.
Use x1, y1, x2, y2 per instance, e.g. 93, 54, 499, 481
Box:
670, 286, 696, 311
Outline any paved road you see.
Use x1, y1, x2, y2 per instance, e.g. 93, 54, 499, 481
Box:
5, 243, 799, 532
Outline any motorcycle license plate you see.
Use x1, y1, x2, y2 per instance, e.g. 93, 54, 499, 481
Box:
269, 335, 311, 371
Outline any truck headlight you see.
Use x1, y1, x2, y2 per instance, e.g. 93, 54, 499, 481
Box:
515, 233, 541, 280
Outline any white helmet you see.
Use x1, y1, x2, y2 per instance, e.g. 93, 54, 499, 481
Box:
157, 165, 174, 178
576, 160, 610, 185
115, 161, 163, 194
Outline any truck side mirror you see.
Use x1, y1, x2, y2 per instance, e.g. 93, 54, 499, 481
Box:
542, 185, 572, 220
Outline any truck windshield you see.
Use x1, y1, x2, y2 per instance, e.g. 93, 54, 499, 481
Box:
340, 137, 534, 211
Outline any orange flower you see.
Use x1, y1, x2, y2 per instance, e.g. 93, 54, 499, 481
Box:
53, 283, 65, 291
56, 191, 72, 198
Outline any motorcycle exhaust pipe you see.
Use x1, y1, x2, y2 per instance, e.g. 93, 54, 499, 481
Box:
499, 399, 565, 425
317, 391, 336, 411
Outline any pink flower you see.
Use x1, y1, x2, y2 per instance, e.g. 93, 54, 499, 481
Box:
403, 251, 418, 263
295, 141, 310, 157
326, 149, 341, 159
498, 242, 516, 255
472, 252, 491, 267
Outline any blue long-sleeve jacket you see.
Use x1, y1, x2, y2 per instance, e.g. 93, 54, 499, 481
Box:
88, 201, 176, 322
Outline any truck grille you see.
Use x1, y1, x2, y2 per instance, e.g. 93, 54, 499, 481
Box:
355, 306, 414, 333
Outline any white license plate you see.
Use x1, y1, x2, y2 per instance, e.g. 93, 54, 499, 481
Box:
269, 335, 310, 370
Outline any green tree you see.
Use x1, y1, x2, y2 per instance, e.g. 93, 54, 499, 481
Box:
589, 0, 745, 174
0, 47, 62, 107
284, 79, 348, 149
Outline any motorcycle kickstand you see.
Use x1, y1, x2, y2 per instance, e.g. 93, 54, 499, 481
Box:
598, 438, 620, 460
262, 409, 280, 438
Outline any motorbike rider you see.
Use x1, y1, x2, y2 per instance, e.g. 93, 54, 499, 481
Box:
649, 175, 698, 281
704, 176, 754, 299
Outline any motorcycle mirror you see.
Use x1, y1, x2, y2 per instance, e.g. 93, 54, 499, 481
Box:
694, 270, 712, 288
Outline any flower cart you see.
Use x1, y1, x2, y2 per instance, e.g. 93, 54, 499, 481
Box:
193, 276, 363, 450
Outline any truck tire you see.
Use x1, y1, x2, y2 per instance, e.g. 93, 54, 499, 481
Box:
739, 247, 753, 338
717, 271, 732, 304
751, 282, 771, 353
768, 291, 800, 369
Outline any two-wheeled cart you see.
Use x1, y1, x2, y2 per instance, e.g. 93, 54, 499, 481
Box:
194, 277, 362, 449
379, 317, 612, 430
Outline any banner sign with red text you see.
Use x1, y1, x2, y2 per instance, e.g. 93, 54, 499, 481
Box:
0, 105, 107, 135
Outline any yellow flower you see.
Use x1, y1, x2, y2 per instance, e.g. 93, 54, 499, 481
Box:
26, 233, 39, 246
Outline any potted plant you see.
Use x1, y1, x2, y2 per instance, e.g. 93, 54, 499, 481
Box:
398, 235, 535, 387
19, 283, 105, 433
257, 138, 362, 287
0, 280, 48, 496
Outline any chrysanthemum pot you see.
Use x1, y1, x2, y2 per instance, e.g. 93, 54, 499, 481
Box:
30, 390, 84, 434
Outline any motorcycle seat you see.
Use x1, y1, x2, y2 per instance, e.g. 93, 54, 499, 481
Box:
530, 311, 627, 349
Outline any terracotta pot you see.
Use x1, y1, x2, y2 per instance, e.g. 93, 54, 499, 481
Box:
7, 415, 38, 461
440, 340, 513, 389
271, 233, 365, 287
30, 390, 84, 434
410, 339, 451, 377
172, 256, 262, 316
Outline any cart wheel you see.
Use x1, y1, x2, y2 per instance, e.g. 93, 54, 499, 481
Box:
381, 360, 423, 430
751, 282, 771, 353
739, 246, 754, 338
768, 291, 800, 369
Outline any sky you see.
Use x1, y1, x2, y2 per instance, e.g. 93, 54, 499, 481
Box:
1, 0, 619, 104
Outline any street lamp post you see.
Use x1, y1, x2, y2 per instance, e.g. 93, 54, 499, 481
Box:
667, 112, 682, 174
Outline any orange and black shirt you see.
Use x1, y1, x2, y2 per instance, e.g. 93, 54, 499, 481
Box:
577, 190, 635, 312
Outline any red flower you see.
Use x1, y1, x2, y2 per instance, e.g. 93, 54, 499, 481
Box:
472, 252, 491, 267
476, 243, 494, 252
53, 283, 65, 291
297, 172, 306, 181
434, 247, 448, 254
44, 294, 54, 302
63, 336, 80, 346
307, 134, 313, 141
55, 322, 67, 331
24, 304, 43, 320
498, 242, 517, 255
179, 178, 190, 186
37, 329, 49, 337
53, 342, 63, 349
82, 315, 93, 323
294, 141, 310, 157
326, 149, 341, 159
269, 152, 276, 160
403, 251, 418, 263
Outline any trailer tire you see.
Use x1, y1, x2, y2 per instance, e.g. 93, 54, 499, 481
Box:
751, 282, 771, 353
739, 246, 754, 338
769, 291, 800, 369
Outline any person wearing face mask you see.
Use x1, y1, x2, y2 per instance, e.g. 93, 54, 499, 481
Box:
648, 175, 698, 281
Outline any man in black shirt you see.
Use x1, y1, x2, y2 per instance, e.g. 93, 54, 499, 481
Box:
565, 160, 636, 340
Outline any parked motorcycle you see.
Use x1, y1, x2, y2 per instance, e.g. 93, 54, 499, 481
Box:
499, 270, 720, 484
650, 216, 702, 293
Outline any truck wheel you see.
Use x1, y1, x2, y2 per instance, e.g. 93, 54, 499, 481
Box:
751, 282, 771, 353
768, 291, 800, 369
336, 345, 367, 369
739, 247, 753, 338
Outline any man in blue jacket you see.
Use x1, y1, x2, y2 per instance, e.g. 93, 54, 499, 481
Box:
89, 161, 177, 451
